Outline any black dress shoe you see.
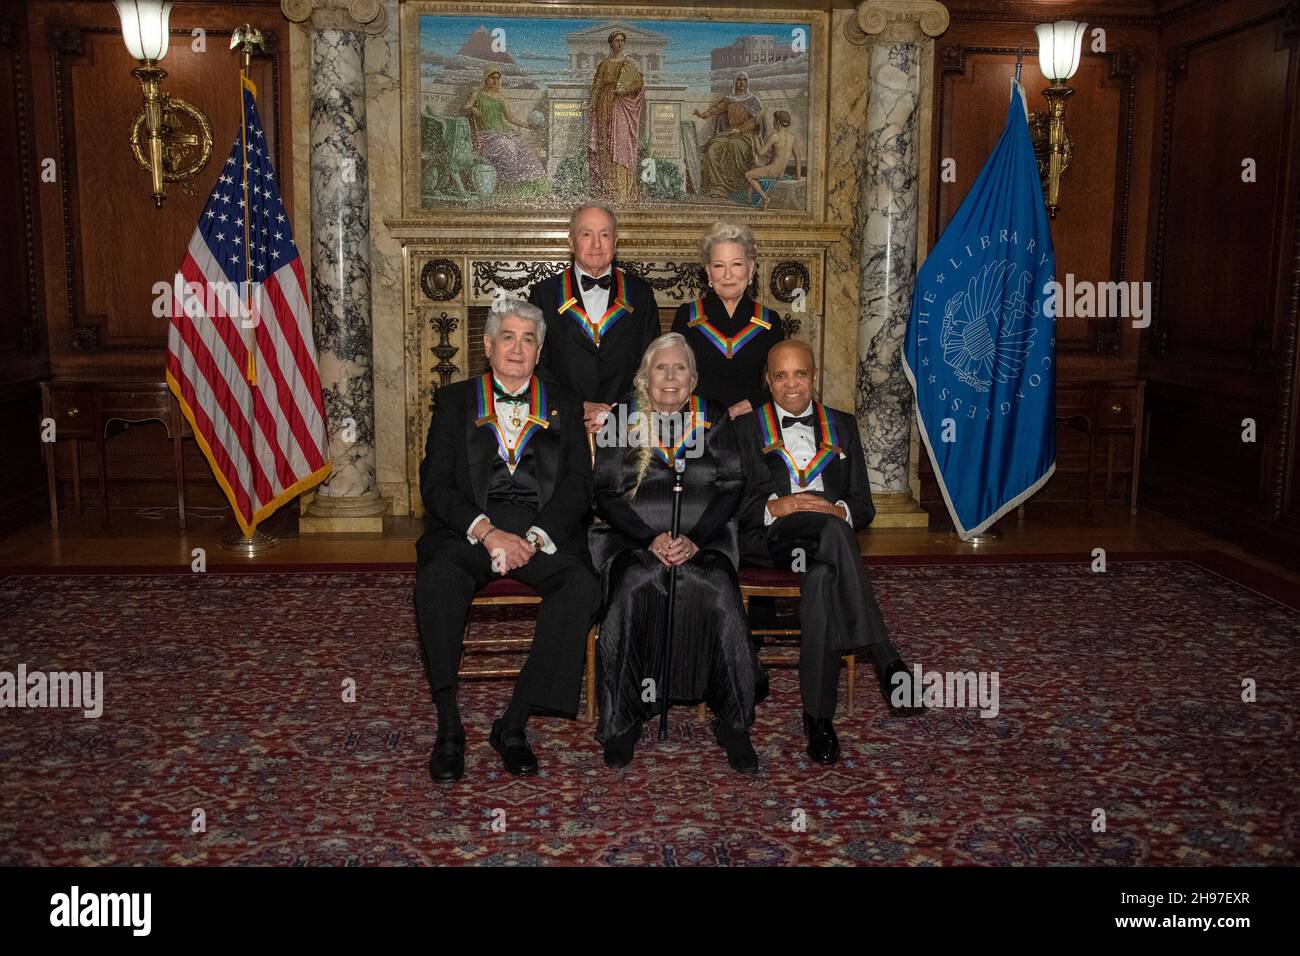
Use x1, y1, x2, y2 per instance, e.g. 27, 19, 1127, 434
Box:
713, 720, 759, 775
489, 722, 539, 776
803, 713, 840, 764
603, 725, 640, 769
878, 658, 923, 716
428, 730, 465, 784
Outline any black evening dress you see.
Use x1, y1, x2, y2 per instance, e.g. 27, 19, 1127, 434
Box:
671, 289, 785, 410
588, 395, 767, 743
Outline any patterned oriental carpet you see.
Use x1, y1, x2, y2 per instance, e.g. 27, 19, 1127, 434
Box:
1, 553, 1297, 867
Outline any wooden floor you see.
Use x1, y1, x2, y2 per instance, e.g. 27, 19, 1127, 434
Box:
3, 499, 1297, 584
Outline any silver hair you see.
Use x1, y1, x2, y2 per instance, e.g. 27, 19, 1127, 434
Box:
626, 332, 699, 499
568, 201, 619, 239
699, 220, 758, 267
484, 298, 546, 346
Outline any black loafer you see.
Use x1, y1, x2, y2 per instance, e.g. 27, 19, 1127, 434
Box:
878, 659, 923, 716
489, 722, 539, 776
428, 730, 465, 784
713, 720, 759, 775
603, 725, 640, 769
803, 713, 840, 764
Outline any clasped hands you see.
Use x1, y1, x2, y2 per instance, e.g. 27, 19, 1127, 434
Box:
768, 493, 848, 522
481, 527, 535, 574
649, 532, 698, 567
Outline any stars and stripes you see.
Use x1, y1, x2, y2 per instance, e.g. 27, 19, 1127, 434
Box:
165, 76, 331, 536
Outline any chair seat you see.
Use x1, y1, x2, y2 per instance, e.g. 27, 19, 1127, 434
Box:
475, 578, 540, 600
738, 567, 801, 589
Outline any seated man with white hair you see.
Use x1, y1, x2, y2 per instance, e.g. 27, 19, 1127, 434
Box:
414, 300, 601, 784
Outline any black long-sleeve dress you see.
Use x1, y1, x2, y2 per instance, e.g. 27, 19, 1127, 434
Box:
588, 395, 767, 743
671, 289, 785, 410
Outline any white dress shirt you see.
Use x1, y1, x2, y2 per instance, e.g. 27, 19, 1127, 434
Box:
574, 263, 612, 330
763, 402, 851, 527
466, 377, 556, 554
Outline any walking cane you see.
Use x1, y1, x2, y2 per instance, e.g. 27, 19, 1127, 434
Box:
658, 456, 686, 741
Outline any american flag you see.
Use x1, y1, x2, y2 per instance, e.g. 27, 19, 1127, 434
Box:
166, 77, 331, 536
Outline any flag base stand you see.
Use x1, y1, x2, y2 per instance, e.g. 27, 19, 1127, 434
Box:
949, 528, 1001, 545
220, 529, 279, 556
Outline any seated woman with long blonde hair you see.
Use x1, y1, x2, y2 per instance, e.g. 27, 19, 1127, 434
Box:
589, 333, 767, 773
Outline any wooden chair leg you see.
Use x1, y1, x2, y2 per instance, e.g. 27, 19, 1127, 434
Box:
585, 626, 597, 722
844, 653, 855, 717
697, 702, 707, 720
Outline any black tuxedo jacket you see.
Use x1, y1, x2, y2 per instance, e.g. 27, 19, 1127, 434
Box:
738, 402, 876, 558
529, 265, 661, 405
417, 375, 592, 561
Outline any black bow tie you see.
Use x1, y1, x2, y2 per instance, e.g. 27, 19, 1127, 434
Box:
493, 382, 527, 404
781, 413, 815, 429
580, 273, 611, 291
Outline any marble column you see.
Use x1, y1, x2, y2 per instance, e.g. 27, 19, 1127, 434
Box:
283, 0, 389, 532
849, 1, 948, 518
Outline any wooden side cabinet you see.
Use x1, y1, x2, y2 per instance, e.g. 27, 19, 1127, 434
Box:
1057, 379, 1147, 516
40, 377, 189, 530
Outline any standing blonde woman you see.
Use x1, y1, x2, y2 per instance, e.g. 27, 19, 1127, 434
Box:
589, 333, 767, 773
673, 221, 784, 420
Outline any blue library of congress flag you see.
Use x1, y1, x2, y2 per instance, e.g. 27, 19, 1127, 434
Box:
902, 83, 1056, 539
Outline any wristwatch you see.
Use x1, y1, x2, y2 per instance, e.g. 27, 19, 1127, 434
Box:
526, 531, 542, 550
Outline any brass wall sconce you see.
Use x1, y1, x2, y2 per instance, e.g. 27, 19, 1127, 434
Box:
1030, 19, 1088, 219
115, 0, 212, 207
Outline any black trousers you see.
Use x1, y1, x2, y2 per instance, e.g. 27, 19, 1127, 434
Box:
414, 532, 601, 717
766, 512, 891, 718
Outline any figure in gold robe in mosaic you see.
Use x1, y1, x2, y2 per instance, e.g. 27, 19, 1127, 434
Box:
587, 31, 645, 202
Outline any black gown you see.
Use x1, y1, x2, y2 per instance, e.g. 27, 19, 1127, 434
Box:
588, 395, 767, 743
671, 289, 785, 410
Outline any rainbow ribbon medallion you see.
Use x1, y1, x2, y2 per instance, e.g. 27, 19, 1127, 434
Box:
559, 268, 632, 346
474, 373, 550, 465
633, 394, 711, 466
686, 299, 771, 358
758, 401, 841, 488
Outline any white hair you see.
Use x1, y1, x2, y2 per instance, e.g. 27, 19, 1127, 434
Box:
485, 298, 546, 346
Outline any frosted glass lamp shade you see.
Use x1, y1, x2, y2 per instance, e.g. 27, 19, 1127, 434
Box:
115, 0, 173, 62
1035, 20, 1087, 81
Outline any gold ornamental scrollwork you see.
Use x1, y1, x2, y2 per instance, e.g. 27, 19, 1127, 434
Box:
129, 95, 214, 190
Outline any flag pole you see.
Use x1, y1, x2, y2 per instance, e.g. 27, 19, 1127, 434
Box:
221, 24, 278, 556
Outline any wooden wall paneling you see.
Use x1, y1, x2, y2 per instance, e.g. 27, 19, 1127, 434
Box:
1272, 0, 1300, 522
1148, 16, 1292, 368
1141, 0, 1299, 521
0, 7, 49, 533
21, 2, 293, 524
0, 11, 44, 373
31, 2, 289, 370
936, 44, 1138, 356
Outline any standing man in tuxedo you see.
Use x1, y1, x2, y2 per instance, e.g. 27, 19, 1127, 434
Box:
740, 340, 919, 765
528, 202, 661, 434
415, 300, 601, 784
